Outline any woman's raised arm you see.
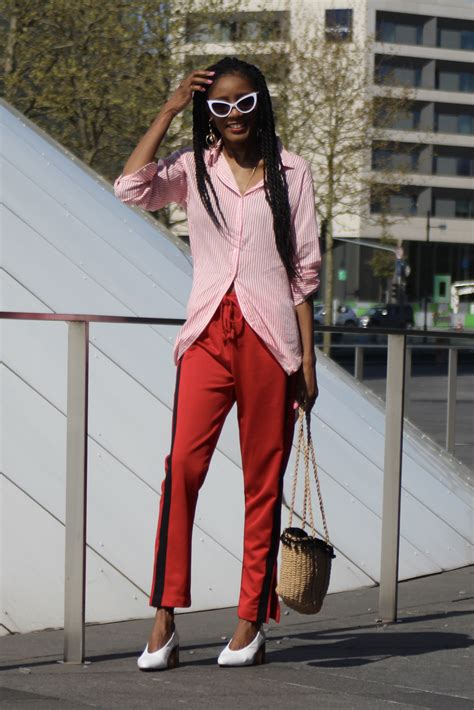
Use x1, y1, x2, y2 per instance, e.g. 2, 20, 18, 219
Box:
121, 69, 215, 176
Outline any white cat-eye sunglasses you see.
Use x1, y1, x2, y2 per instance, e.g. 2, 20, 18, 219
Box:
207, 91, 259, 118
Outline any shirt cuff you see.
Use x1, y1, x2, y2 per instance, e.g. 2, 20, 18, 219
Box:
114, 161, 158, 187
291, 276, 320, 306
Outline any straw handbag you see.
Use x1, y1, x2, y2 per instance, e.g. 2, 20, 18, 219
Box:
276, 407, 335, 614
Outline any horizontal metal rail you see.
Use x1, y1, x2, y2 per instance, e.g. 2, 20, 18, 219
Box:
1, 310, 472, 338
2, 310, 473, 662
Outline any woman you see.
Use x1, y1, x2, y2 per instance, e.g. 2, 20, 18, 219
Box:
114, 56, 321, 670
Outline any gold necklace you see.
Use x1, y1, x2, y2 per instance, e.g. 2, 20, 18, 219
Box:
242, 164, 258, 194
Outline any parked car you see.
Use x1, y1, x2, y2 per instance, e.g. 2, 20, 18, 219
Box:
313, 304, 326, 325
335, 304, 357, 326
358, 304, 414, 329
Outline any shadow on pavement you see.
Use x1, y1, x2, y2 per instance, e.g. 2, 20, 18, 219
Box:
0, 610, 474, 671
275, 630, 474, 668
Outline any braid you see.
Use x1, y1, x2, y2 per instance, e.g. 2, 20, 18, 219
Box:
192, 99, 228, 233
192, 56, 298, 281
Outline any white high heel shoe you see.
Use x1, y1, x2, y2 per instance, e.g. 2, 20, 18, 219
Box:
137, 628, 180, 671
217, 628, 266, 667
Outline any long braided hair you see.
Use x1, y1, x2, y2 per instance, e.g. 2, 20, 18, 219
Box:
192, 56, 298, 281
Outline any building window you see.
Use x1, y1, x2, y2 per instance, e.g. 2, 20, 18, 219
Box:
436, 65, 474, 92
376, 12, 424, 46
372, 144, 420, 172
434, 151, 473, 177
433, 190, 474, 218
375, 56, 423, 87
435, 106, 474, 135
391, 192, 418, 215
458, 114, 474, 134
185, 12, 289, 43
374, 99, 422, 130
371, 188, 419, 215
325, 9, 353, 42
437, 18, 474, 50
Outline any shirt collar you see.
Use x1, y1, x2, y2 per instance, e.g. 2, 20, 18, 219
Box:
205, 135, 295, 169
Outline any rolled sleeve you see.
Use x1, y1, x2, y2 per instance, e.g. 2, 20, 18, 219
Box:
290, 165, 322, 306
113, 147, 188, 211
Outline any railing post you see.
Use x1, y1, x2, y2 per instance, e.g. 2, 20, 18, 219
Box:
64, 321, 89, 663
354, 346, 364, 381
404, 346, 412, 406
446, 347, 458, 454
379, 333, 406, 624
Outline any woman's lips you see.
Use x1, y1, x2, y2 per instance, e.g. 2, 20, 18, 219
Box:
226, 122, 247, 134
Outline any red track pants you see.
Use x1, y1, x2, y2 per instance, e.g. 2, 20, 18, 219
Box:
150, 291, 298, 624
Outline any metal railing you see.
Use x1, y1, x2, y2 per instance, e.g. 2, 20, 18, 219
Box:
333, 340, 470, 454
2, 310, 472, 664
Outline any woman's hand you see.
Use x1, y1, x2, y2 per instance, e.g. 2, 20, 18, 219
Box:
295, 356, 319, 413
164, 69, 215, 116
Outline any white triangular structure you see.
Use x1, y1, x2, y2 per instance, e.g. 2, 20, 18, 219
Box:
1, 99, 472, 635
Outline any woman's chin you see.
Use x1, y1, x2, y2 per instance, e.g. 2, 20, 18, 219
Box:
223, 127, 253, 144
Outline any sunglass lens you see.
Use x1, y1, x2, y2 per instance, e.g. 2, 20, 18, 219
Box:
236, 95, 256, 112
211, 102, 231, 117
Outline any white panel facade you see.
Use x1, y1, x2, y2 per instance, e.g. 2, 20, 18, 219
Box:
0, 99, 472, 635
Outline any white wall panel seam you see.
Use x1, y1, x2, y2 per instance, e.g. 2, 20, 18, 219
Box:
4, 325, 469, 566
2, 196, 184, 318
1, 265, 245, 473
0, 107, 192, 276
312, 410, 472, 539
3, 364, 247, 564
1, 267, 54, 312
2, 468, 243, 595
1, 471, 147, 596
4, 330, 245, 473
300, 414, 471, 546
0, 137, 192, 290
288, 458, 443, 568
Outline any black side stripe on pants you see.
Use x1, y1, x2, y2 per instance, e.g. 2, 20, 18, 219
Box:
256, 374, 294, 623
151, 358, 183, 607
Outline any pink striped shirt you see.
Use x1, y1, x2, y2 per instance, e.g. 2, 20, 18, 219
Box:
113, 138, 321, 374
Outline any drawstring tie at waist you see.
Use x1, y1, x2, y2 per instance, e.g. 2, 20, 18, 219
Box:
221, 294, 244, 342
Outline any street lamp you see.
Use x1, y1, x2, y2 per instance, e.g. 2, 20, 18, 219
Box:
423, 210, 447, 330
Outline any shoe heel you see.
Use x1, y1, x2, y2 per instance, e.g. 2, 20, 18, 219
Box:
254, 642, 266, 665
167, 645, 179, 669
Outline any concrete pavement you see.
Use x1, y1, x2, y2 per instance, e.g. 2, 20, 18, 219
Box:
1, 567, 473, 709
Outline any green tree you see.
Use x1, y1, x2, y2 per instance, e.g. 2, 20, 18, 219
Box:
271, 11, 417, 352
368, 237, 398, 304
0, 0, 236, 229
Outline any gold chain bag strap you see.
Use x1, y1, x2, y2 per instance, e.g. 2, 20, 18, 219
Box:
276, 407, 335, 614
